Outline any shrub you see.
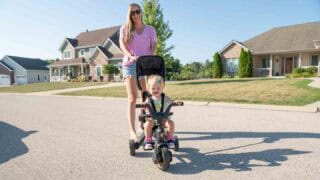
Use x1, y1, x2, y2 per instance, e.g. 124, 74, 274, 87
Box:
212, 52, 223, 78
293, 67, 305, 74
238, 48, 248, 78
103, 64, 120, 75
305, 67, 318, 74
222, 74, 233, 79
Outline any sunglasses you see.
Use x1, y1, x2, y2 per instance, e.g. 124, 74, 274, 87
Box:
131, 9, 141, 16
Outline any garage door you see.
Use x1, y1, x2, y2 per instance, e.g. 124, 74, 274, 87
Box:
0, 74, 10, 85
16, 75, 26, 84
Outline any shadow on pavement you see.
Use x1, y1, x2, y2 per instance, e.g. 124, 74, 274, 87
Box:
175, 131, 320, 144
0, 121, 38, 164
169, 148, 310, 174
164, 131, 318, 174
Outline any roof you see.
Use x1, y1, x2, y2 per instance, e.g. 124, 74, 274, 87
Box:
219, 40, 248, 54
96, 46, 124, 59
74, 25, 121, 48
7, 56, 49, 70
66, 38, 78, 47
0, 61, 13, 71
243, 21, 320, 54
48, 58, 88, 67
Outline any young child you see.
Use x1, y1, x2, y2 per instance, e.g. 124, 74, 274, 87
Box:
144, 75, 176, 150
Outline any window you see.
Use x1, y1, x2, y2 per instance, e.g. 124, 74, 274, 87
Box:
262, 57, 270, 68
311, 55, 319, 66
226, 58, 239, 73
89, 48, 95, 56
79, 49, 85, 57
38, 74, 40, 81
64, 50, 71, 59
96, 66, 102, 76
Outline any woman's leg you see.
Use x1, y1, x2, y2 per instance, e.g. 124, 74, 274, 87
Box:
125, 76, 138, 139
139, 76, 147, 92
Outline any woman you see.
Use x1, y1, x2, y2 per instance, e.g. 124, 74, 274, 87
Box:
119, 3, 157, 141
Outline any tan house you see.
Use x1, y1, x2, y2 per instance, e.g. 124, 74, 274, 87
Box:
220, 21, 320, 77
48, 25, 124, 82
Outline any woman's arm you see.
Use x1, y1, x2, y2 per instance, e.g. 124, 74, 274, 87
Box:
150, 41, 157, 55
150, 26, 157, 55
120, 38, 138, 60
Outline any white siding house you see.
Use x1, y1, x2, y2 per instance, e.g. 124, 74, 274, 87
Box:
1, 55, 49, 85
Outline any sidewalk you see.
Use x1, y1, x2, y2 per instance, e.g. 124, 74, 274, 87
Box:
27, 82, 125, 95
308, 77, 320, 88
18, 79, 320, 113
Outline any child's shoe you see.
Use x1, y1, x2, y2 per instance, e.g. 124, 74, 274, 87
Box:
167, 140, 175, 149
144, 137, 153, 150
167, 134, 175, 149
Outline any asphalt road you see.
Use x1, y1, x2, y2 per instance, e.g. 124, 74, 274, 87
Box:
0, 93, 319, 180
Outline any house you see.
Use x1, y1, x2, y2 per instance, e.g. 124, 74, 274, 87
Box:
0, 55, 49, 85
220, 21, 320, 77
48, 25, 124, 82
0, 61, 14, 85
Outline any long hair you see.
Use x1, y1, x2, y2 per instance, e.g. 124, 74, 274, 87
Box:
124, 3, 143, 44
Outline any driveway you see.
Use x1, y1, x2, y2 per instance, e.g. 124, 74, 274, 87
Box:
0, 93, 319, 179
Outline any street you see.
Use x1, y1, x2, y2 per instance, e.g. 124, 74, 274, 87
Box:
0, 93, 319, 179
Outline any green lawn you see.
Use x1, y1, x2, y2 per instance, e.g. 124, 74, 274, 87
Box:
58, 78, 320, 106
0, 82, 107, 93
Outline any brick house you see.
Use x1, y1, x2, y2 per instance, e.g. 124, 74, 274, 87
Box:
48, 25, 124, 82
220, 21, 320, 77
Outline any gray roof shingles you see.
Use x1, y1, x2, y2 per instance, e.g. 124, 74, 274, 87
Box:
7, 56, 49, 70
243, 21, 320, 54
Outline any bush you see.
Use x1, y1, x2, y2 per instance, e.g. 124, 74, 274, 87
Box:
103, 64, 120, 75
222, 74, 233, 79
238, 48, 248, 78
305, 67, 318, 74
212, 52, 223, 78
293, 67, 305, 74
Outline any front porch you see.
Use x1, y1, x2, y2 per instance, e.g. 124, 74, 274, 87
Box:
253, 52, 320, 77
48, 58, 90, 82
50, 65, 90, 82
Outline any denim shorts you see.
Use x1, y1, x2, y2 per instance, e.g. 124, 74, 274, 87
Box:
123, 62, 137, 78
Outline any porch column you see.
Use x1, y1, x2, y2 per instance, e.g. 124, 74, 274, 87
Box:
284, 58, 286, 74
68, 65, 71, 79
269, 54, 273, 77
58, 68, 61, 81
318, 61, 320, 76
298, 53, 302, 67
49, 67, 52, 82
81, 64, 84, 75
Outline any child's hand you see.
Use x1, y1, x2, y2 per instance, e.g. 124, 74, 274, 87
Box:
174, 100, 184, 106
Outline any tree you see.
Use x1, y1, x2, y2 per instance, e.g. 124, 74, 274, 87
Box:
103, 64, 120, 81
46, 59, 57, 64
165, 56, 181, 80
142, 0, 176, 79
246, 50, 253, 77
238, 48, 248, 78
212, 52, 223, 78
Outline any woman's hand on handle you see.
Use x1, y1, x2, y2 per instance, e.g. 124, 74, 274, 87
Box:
130, 55, 139, 61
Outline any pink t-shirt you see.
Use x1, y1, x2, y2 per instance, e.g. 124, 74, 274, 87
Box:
119, 25, 157, 66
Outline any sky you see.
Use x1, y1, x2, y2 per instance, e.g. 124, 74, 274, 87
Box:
0, 0, 319, 64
